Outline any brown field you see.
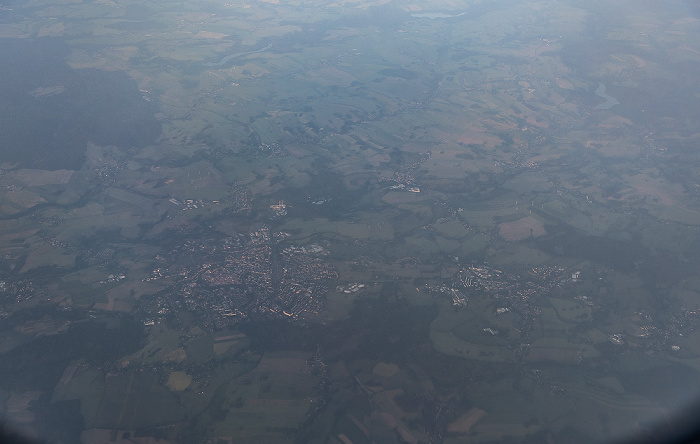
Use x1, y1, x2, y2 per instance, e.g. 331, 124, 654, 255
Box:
498, 216, 546, 241
5, 168, 74, 186
81, 429, 171, 444
447, 407, 488, 434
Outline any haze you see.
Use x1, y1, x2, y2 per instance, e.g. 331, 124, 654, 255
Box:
1, 0, 700, 443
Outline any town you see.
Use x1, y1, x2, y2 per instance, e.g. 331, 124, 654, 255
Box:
139, 225, 337, 331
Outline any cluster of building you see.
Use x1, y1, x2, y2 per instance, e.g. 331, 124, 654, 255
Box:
615, 308, 700, 354
379, 152, 431, 191
169, 197, 219, 211
389, 183, 421, 193
422, 284, 467, 306
456, 263, 567, 347
460, 263, 568, 301
99, 274, 126, 285
93, 155, 126, 185
0, 279, 42, 304
282, 244, 326, 255
138, 226, 337, 330
29, 214, 63, 226
38, 229, 75, 252
247, 142, 287, 158
166, 186, 251, 215
277, 245, 338, 318
269, 200, 287, 218
457, 262, 699, 357
336, 283, 365, 294
223, 186, 252, 215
